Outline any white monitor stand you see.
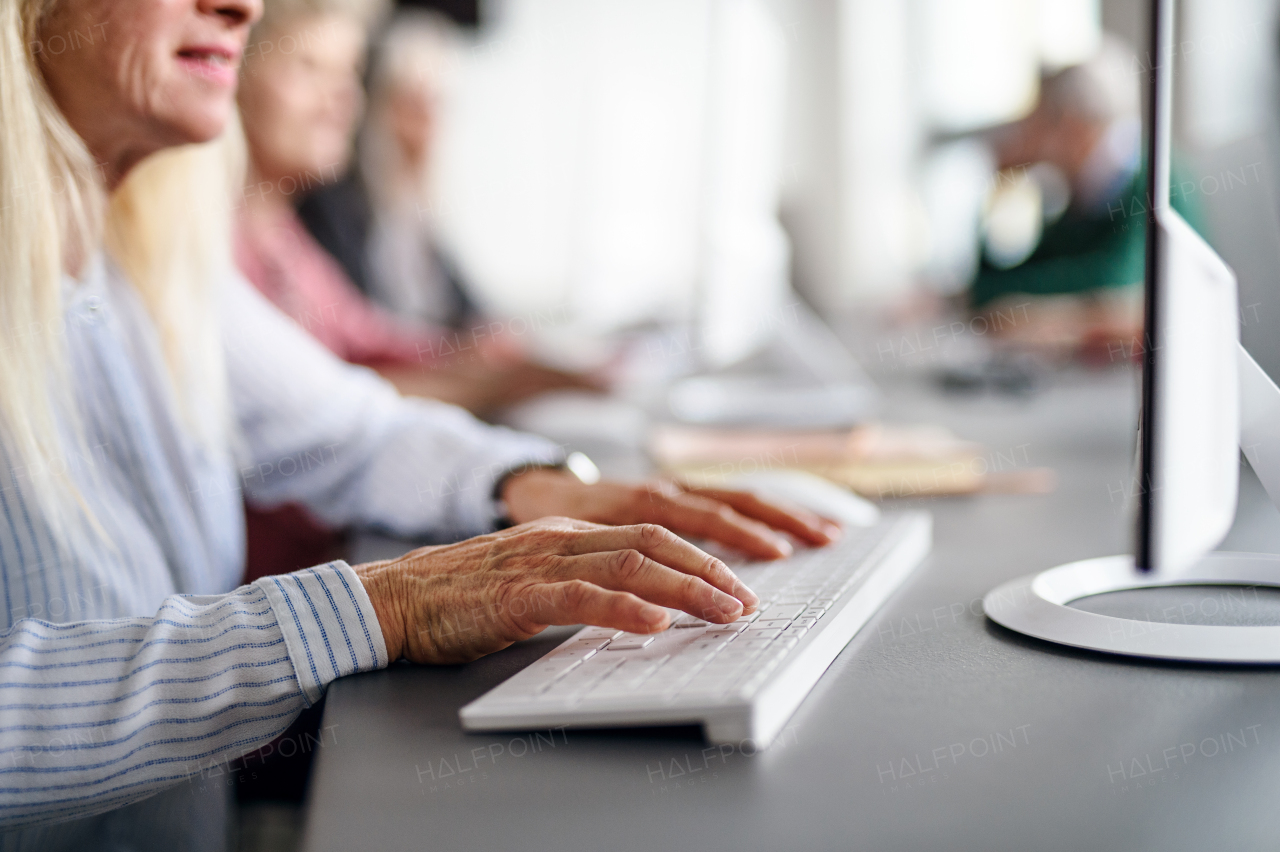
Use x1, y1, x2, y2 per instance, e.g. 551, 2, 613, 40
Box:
983, 344, 1280, 663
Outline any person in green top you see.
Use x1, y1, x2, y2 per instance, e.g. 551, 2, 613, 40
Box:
971, 36, 1204, 316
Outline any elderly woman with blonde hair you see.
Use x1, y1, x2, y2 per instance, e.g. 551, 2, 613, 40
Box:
0, 0, 837, 847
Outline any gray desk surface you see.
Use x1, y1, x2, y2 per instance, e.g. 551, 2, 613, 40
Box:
301, 368, 1280, 852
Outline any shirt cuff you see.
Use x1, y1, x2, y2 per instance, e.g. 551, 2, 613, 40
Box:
255, 560, 389, 705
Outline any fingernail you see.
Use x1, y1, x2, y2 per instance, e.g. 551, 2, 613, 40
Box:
774, 537, 793, 557
712, 590, 743, 618
732, 579, 759, 608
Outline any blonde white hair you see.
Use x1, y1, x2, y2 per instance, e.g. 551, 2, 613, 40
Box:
0, 0, 236, 539
361, 10, 461, 211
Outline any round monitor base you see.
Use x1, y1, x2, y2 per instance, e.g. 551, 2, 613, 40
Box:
983, 552, 1280, 663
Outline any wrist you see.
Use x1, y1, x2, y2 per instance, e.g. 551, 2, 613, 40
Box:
355, 560, 405, 663
496, 452, 601, 527
499, 467, 580, 526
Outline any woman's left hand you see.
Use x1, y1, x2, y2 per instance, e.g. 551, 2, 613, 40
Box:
500, 470, 842, 561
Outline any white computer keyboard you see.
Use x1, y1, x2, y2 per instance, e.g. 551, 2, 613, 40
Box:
460, 511, 930, 748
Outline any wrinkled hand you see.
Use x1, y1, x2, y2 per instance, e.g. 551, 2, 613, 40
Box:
356, 517, 759, 664
501, 470, 842, 560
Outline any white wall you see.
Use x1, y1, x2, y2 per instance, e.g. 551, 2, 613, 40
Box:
431, 0, 790, 367
431, 0, 1113, 336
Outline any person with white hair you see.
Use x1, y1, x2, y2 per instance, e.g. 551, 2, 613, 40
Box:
351, 10, 466, 326
971, 35, 1204, 357
294, 11, 530, 353
0, 0, 838, 847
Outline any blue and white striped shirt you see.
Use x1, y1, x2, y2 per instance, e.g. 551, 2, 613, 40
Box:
0, 256, 560, 842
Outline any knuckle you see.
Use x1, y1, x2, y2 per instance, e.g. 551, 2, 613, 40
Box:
635, 523, 670, 546
535, 553, 569, 578
611, 548, 647, 581
524, 524, 577, 552
702, 554, 730, 582
682, 574, 709, 598
561, 579, 593, 609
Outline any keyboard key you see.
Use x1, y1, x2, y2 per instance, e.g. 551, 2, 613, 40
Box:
740, 657, 784, 691
663, 653, 711, 670
556, 660, 625, 698
673, 615, 710, 628
700, 653, 747, 671
700, 634, 739, 647
752, 618, 793, 630
549, 646, 599, 663
732, 611, 762, 624
607, 635, 656, 650
587, 658, 666, 698
802, 607, 828, 619
782, 626, 809, 639
646, 663, 689, 682
526, 658, 581, 681
726, 648, 769, 664
619, 656, 669, 687
576, 628, 624, 641
648, 660, 693, 679
569, 637, 614, 651
762, 604, 807, 620
793, 616, 818, 628
744, 628, 782, 640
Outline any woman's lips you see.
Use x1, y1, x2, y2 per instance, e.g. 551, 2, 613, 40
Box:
176, 46, 240, 87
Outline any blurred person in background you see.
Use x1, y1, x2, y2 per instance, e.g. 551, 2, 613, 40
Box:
971, 35, 1203, 362
235, 0, 593, 578
236, 0, 590, 417
300, 11, 470, 329
0, 0, 837, 844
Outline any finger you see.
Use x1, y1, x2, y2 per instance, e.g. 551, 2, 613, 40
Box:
558, 524, 757, 610
516, 580, 672, 634
646, 491, 795, 561
553, 551, 745, 623
686, 487, 842, 545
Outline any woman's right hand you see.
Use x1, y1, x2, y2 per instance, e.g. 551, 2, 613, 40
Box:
354, 517, 760, 664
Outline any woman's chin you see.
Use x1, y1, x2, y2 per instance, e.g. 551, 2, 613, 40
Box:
160, 101, 236, 147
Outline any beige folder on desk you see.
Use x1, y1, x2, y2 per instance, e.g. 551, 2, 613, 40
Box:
650, 423, 1055, 499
